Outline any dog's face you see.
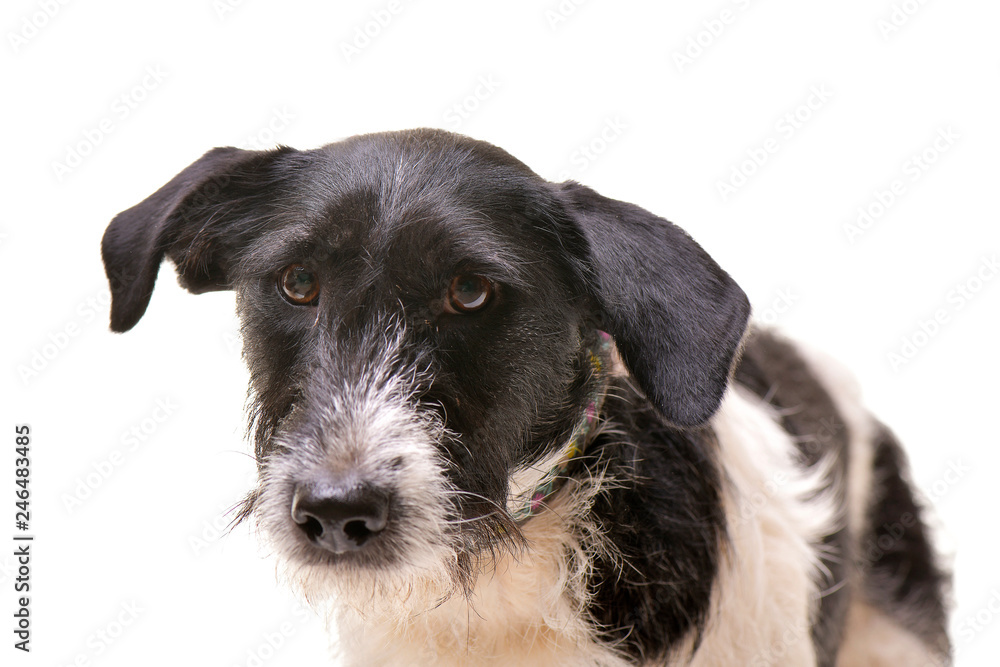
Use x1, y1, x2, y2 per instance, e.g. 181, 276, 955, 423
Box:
102, 129, 749, 598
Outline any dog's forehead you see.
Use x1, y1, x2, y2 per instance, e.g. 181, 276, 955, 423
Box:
243, 131, 551, 280
306, 130, 542, 224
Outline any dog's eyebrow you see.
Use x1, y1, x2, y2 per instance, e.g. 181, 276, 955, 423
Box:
395, 211, 532, 287
235, 221, 322, 277
233, 211, 532, 288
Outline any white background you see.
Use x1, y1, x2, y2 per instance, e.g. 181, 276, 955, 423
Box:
2, 0, 999, 665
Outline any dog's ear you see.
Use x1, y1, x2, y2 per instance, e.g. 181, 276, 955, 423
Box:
553, 182, 750, 427
102, 146, 293, 332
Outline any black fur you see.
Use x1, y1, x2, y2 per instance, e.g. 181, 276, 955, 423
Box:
102, 146, 299, 332
861, 424, 951, 656
553, 182, 750, 427
584, 379, 726, 661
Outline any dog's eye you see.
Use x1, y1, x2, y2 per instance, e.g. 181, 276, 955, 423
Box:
445, 275, 494, 313
279, 265, 320, 305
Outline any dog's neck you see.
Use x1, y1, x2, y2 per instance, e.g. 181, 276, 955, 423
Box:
508, 330, 614, 521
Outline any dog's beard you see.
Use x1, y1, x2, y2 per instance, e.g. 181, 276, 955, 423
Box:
256, 455, 525, 622
240, 331, 525, 618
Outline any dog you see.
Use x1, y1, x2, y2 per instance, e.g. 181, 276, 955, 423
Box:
102, 129, 950, 666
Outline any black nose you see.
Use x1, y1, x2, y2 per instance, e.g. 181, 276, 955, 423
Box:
291, 476, 390, 554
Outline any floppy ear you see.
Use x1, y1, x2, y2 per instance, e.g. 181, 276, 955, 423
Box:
102, 146, 293, 332
553, 182, 750, 427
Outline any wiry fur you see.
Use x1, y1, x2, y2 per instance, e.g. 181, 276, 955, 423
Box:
101, 128, 951, 666
247, 319, 528, 610
330, 464, 631, 667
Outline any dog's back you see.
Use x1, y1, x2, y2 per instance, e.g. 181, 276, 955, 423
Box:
728, 329, 949, 666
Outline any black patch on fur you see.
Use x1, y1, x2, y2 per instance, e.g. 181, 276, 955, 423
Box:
861, 424, 950, 656
553, 182, 750, 428
733, 328, 851, 667
582, 379, 726, 662
102, 146, 298, 332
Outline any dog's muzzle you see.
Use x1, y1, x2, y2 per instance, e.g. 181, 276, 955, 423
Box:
291, 473, 391, 554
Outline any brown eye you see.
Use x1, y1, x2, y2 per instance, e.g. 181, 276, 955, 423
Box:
279, 265, 320, 305
446, 275, 494, 313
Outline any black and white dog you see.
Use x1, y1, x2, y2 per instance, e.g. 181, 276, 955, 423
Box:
102, 129, 950, 666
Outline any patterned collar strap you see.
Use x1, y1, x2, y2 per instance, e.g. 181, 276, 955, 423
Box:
509, 331, 613, 522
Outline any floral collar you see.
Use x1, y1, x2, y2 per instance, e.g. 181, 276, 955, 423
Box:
509, 331, 613, 522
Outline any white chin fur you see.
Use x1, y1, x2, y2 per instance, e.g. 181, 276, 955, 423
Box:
254, 340, 466, 617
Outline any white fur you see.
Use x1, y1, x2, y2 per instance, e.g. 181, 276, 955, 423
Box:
682, 386, 840, 667
330, 473, 631, 667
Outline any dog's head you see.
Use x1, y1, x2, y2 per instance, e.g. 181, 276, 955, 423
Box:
103, 129, 749, 599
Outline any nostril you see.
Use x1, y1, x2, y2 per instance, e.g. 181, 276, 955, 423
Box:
343, 519, 374, 544
291, 476, 391, 554
300, 515, 324, 541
